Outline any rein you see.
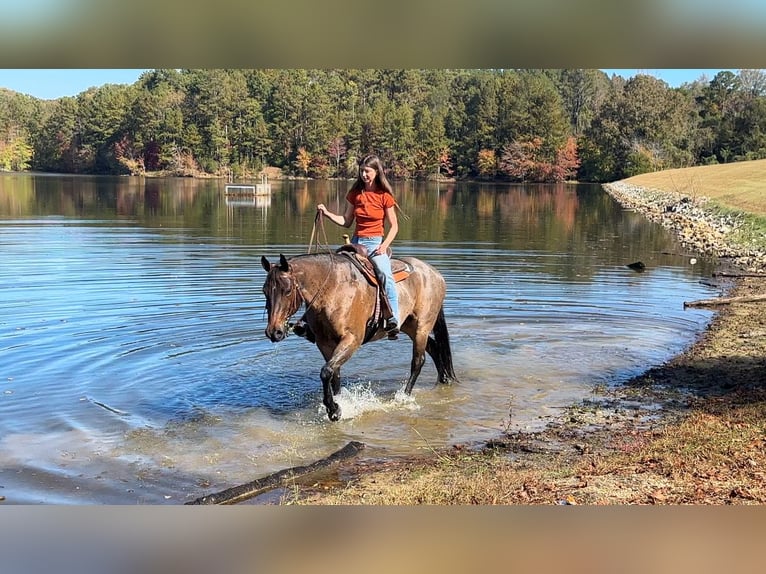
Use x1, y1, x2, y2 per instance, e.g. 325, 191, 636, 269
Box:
300, 210, 339, 315
307, 210, 331, 254
289, 253, 337, 332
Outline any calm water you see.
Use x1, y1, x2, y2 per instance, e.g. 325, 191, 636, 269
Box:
0, 173, 719, 504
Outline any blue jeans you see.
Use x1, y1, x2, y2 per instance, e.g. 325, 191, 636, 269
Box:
352, 235, 399, 324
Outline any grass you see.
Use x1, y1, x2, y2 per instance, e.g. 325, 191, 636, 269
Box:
289, 391, 766, 505
624, 159, 766, 252
623, 158, 766, 216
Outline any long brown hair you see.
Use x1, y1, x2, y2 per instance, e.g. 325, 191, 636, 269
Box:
349, 154, 394, 195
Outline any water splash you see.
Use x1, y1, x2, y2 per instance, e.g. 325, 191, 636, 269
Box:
328, 381, 421, 420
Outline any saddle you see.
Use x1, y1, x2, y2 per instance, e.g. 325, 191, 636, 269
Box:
335, 243, 413, 342
335, 243, 412, 285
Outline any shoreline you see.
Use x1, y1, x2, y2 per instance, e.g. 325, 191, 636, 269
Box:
274, 179, 766, 505
602, 182, 766, 274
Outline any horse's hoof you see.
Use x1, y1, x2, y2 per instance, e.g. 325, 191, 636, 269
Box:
327, 404, 341, 421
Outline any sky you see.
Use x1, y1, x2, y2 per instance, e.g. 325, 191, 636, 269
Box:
0, 69, 148, 100
600, 69, 730, 86
0, 69, 739, 100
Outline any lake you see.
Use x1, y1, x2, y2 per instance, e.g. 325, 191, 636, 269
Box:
0, 173, 718, 504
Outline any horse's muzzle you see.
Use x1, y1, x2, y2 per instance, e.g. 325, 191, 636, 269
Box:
265, 327, 286, 342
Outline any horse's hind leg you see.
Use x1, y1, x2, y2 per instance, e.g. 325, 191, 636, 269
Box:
425, 307, 458, 384
426, 337, 453, 384
403, 329, 428, 395
425, 337, 443, 380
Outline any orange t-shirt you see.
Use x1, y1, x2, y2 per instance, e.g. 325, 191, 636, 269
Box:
346, 189, 395, 237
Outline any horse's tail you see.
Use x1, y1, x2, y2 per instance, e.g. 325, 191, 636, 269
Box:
431, 306, 458, 384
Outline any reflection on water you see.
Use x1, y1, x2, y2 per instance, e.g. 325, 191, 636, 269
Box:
0, 174, 720, 504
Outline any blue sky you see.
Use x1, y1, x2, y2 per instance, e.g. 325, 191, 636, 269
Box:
600, 69, 731, 86
0, 69, 738, 100
0, 69, 147, 100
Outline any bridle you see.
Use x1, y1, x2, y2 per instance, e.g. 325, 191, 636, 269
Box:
264, 210, 344, 337
264, 267, 305, 334
265, 255, 338, 337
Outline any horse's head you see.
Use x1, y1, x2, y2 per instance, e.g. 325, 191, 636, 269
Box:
261, 254, 303, 342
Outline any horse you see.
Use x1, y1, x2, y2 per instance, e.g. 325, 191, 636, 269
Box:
260, 251, 458, 421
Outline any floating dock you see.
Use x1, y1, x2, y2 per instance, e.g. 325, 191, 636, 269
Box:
225, 173, 271, 195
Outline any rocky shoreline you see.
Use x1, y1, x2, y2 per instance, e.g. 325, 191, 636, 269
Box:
602, 181, 766, 274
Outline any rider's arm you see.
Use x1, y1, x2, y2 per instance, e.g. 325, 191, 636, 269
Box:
374, 205, 398, 256
317, 202, 355, 228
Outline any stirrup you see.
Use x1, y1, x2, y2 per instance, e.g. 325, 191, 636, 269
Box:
384, 318, 399, 340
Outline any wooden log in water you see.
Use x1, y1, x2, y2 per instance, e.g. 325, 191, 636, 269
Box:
684, 293, 766, 308
712, 272, 766, 278
185, 440, 365, 505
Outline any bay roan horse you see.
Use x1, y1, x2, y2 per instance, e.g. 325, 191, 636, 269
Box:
261, 252, 458, 421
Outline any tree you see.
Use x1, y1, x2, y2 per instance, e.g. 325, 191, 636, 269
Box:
553, 69, 609, 136
499, 138, 544, 181
438, 147, 454, 178
497, 71, 569, 159
295, 146, 311, 176
414, 105, 449, 179
477, 148, 497, 178
738, 69, 766, 99
8, 68, 766, 180
33, 97, 79, 172
0, 136, 32, 171
552, 136, 580, 181
0, 89, 42, 172
382, 101, 416, 177
327, 136, 347, 178
580, 74, 697, 179
127, 82, 184, 172
75, 84, 134, 173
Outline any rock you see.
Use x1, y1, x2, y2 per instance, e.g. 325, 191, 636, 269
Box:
603, 182, 766, 275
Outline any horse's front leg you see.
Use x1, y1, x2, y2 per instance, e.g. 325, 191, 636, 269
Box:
318, 335, 360, 421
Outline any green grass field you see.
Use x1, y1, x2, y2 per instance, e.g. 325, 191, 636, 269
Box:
622, 158, 766, 216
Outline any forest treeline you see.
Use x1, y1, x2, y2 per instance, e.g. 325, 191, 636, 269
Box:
1, 69, 765, 183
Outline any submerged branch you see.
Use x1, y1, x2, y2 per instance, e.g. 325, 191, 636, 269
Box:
185, 441, 365, 505
712, 272, 766, 278
684, 293, 766, 308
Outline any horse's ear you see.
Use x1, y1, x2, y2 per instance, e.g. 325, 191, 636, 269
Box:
261, 255, 272, 272
279, 254, 290, 271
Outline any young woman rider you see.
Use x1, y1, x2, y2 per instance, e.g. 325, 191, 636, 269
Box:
316, 153, 400, 337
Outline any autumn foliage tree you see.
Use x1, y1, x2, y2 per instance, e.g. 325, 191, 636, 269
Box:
438, 147, 454, 178
476, 148, 497, 178
295, 146, 311, 176
499, 138, 542, 182
552, 136, 580, 181
499, 136, 580, 182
